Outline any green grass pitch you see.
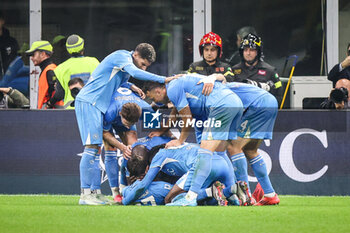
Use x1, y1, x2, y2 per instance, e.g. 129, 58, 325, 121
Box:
0, 195, 349, 233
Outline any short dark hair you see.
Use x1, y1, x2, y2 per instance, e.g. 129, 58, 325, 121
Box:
143, 81, 165, 93
127, 145, 149, 177
68, 77, 84, 87
120, 102, 141, 124
147, 144, 166, 164
135, 43, 156, 63
131, 144, 149, 160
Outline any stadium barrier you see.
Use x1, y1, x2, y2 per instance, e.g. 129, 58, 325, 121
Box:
0, 109, 349, 195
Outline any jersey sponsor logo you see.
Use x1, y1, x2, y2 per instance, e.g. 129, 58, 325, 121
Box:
258, 70, 266, 76
195, 66, 204, 71
166, 168, 176, 176
234, 69, 241, 75
143, 110, 161, 129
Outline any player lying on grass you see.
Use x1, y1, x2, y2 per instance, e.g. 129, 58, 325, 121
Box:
118, 136, 178, 195
122, 143, 251, 206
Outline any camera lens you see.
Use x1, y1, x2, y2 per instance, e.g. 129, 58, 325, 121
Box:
330, 88, 346, 103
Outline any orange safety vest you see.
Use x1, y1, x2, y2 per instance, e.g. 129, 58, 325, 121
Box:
37, 63, 64, 109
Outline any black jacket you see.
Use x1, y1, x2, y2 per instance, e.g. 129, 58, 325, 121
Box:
0, 27, 19, 77
327, 63, 350, 87
188, 59, 234, 80
230, 60, 283, 104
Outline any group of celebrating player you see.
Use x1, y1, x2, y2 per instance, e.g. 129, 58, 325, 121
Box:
74, 32, 280, 207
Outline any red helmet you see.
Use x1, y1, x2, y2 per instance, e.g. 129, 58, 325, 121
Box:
199, 32, 223, 58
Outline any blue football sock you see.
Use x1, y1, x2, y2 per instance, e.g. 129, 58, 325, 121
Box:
197, 188, 209, 201
105, 150, 119, 189
90, 152, 102, 191
119, 158, 128, 187
189, 148, 213, 195
80, 148, 98, 189
230, 152, 248, 182
230, 152, 250, 192
249, 154, 275, 194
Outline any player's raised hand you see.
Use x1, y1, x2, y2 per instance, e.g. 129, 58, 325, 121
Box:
148, 130, 163, 138
122, 145, 132, 159
130, 84, 146, 99
197, 74, 226, 96
165, 74, 183, 83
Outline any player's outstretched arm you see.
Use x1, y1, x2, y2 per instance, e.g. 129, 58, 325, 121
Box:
103, 131, 132, 159
124, 64, 166, 83
122, 167, 160, 205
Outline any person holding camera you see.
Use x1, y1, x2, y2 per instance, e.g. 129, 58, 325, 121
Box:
0, 87, 29, 108
320, 78, 350, 109
328, 43, 350, 87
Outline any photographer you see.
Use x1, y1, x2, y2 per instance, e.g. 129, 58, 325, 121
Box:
328, 43, 350, 87
320, 79, 350, 110
64, 77, 84, 108
0, 87, 29, 108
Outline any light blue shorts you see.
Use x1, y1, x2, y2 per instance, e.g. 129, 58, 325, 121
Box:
197, 91, 243, 142
176, 155, 235, 190
238, 93, 278, 139
75, 100, 104, 146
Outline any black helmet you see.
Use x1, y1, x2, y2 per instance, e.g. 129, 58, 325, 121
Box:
239, 33, 263, 62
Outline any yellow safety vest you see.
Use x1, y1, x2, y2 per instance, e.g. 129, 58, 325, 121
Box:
54, 56, 99, 109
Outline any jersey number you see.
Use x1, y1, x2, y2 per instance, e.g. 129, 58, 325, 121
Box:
140, 195, 157, 206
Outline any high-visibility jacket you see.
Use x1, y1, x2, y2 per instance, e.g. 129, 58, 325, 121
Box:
54, 56, 99, 109
37, 63, 64, 109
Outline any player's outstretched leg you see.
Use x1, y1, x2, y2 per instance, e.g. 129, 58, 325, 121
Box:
168, 148, 213, 206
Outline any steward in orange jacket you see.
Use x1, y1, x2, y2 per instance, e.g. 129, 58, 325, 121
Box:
26, 40, 63, 109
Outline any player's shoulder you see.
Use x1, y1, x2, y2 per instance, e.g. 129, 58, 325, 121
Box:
104, 50, 132, 64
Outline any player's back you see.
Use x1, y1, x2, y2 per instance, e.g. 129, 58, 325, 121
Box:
151, 143, 199, 177
104, 87, 152, 125
167, 74, 234, 117
132, 136, 172, 150
123, 180, 173, 206
226, 82, 270, 109
76, 50, 132, 113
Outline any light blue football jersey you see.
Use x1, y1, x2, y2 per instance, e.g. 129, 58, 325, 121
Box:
76, 50, 165, 114
103, 87, 153, 132
122, 180, 173, 206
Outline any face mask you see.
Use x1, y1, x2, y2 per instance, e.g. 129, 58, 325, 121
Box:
70, 87, 81, 99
